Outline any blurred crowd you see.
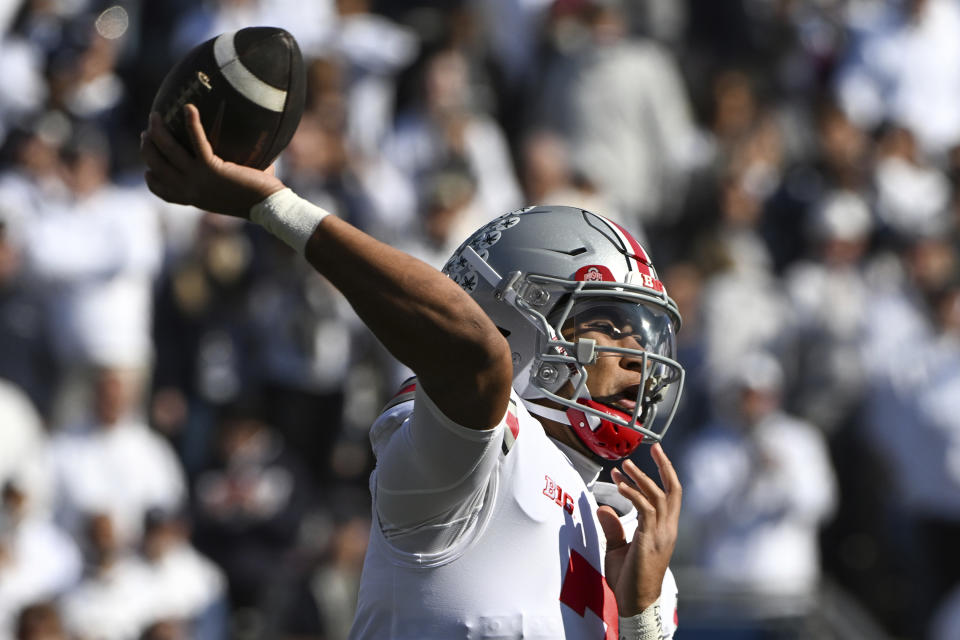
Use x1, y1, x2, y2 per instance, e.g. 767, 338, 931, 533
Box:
1, 0, 960, 638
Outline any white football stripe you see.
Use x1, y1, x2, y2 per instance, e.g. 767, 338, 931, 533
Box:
213, 31, 287, 112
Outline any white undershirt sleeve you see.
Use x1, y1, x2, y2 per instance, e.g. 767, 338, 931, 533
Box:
374, 388, 505, 553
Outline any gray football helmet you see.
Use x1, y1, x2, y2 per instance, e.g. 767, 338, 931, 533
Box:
443, 205, 684, 459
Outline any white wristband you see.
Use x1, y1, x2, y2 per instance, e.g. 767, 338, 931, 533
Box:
249, 188, 330, 253
618, 603, 662, 640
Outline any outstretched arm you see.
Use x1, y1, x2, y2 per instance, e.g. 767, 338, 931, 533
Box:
141, 106, 512, 430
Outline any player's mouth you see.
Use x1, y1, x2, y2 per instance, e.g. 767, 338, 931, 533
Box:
595, 386, 642, 413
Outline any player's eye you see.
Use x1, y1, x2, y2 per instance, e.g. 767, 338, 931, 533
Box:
581, 321, 622, 337
581, 321, 651, 352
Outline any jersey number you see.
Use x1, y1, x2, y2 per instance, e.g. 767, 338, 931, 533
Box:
559, 549, 618, 640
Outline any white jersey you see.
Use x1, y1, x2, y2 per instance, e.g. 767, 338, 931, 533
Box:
349, 382, 678, 639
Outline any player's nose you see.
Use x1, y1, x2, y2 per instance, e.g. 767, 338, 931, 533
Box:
618, 346, 647, 375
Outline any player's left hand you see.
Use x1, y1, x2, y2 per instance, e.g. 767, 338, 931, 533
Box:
597, 443, 682, 617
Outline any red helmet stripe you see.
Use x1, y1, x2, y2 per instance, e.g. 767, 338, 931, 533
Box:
592, 215, 664, 292
602, 217, 651, 265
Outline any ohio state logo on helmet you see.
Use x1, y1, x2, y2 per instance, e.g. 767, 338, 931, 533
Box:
576, 265, 615, 282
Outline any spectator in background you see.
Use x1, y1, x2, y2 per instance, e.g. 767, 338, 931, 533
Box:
0, 216, 54, 417
680, 351, 837, 623
0, 111, 69, 247
21, 123, 162, 426
860, 230, 959, 392
696, 160, 792, 394
762, 100, 875, 274
873, 124, 952, 239
784, 189, 874, 434
470, 0, 553, 126
535, 0, 700, 232
44, 26, 126, 127
0, 31, 47, 150
684, 68, 800, 274
0, 115, 67, 417
398, 161, 487, 269
309, 512, 370, 640
777, 190, 882, 622
139, 509, 227, 640
384, 47, 522, 220
0, 480, 82, 640
51, 366, 186, 548
246, 237, 360, 488
150, 214, 258, 474
328, 0, 419, 157
61, 512, 155, 640
0, 379, 53, 519
835, 0, 960, 158
519, 128, 626, 229
814, 101, 873, 194
0, 385, 58, 640
191, 402, 314, 627
859, 231, 960, 637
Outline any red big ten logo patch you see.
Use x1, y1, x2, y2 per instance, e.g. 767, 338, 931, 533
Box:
543, 475, 576, 515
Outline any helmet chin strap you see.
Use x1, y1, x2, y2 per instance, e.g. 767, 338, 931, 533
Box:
522, 332, 600, 430
521, 397, 602, 432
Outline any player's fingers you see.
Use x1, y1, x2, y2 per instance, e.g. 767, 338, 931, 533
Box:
619, 459, 668, 515
144, 170, 189, 205
612, 468, 657, 527
183, 104, 217, 164
651, 444, 682, 516
597, 505, 627, 550
140, 134, 184, 182
145, 112, 194, 170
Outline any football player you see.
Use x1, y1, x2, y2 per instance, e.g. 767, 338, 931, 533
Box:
141, 105, 684, 640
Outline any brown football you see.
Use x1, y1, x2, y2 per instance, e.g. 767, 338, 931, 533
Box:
151, 26, 306, 169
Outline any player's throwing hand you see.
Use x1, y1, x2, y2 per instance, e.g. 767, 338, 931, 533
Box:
140, 105, 284, 218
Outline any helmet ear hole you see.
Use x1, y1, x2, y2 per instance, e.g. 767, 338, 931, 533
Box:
531, 360, 570, 394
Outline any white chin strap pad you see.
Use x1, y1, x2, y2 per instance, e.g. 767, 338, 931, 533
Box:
522, 399, 601, 432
